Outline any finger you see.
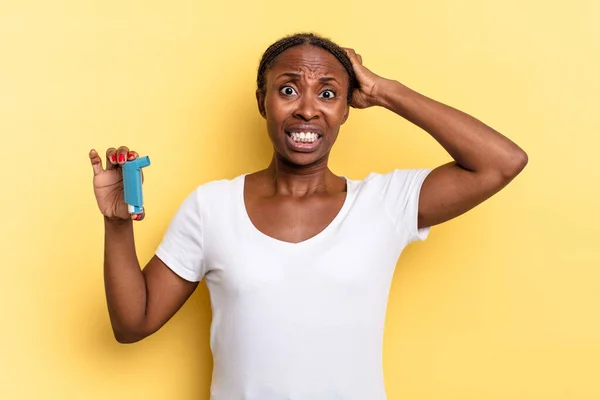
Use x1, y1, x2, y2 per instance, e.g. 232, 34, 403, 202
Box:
127, 150, 139, 161
106, 147, 118, 170
117, 146, 130, 165
141, 169, 145, 184
89, 149, 104, 175
343, 48, 362, 67
343, 47, 356, 58
131, 208, 145, 221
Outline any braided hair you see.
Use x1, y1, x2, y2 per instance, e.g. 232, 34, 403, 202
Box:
256, 32, 358, 104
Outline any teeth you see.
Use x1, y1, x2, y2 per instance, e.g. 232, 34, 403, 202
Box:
290, 132, 319, 143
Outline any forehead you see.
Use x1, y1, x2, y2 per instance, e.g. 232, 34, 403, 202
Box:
268, 45, 347, 79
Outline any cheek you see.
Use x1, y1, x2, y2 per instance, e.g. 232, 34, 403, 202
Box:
325, 102, 348, 124
265, 95, 288, 121
265, 111, 286, 142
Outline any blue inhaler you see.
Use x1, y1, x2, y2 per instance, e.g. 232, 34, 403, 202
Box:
122, 156, 151, 214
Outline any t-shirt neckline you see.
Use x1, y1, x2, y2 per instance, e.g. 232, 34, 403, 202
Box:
237, 173, 356, 248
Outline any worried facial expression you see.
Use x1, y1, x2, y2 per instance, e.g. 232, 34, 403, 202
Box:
257, 45, 350, 167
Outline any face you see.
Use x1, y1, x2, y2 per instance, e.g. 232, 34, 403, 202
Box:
257, 45, 350, 167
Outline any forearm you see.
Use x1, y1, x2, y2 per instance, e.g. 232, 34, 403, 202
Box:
103, 217, 148, 342
376, 79, 527, 176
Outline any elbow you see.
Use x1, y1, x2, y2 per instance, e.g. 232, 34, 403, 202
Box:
112, 326, 148, 344
114, 334, 141, 344
500, 148, 528, 182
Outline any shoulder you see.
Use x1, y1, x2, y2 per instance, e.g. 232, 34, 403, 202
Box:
177, 173, 246, 216
195, 174, 243, 195
351, 169, 433, 241
352, 168, 432, 191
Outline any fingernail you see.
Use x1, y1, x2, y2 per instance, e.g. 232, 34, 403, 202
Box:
110, 154, 116, 163
127, 152, 135, 159
118, 154, 126, 163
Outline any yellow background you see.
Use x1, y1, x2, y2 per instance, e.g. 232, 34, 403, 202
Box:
1, 0, 599, 398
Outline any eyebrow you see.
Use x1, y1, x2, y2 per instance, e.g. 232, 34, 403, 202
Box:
276, 72, 340, 84
276, 72, 302, 80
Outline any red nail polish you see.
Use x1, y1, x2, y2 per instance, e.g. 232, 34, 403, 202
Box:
118, 154, 126, 163
128, 152, 134, 159
110, 154, 116, 163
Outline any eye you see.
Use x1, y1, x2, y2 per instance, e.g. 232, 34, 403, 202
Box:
320, 90, 336, 99
280, 86, 297, 96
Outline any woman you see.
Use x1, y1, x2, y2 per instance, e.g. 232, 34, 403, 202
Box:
89, 33, 527, 399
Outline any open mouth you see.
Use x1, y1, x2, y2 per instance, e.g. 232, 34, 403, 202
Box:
284, 131, 323, 152
285, 131, 322, 143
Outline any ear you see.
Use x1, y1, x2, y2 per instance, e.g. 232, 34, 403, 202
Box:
340, 103, 350, 125
256, 90, 266, 119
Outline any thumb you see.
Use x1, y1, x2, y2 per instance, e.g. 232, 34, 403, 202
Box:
89, 149, 104, 176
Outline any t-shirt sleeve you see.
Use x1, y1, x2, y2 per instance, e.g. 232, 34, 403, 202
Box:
155, 188, 206, 282
377, 168, 433, 243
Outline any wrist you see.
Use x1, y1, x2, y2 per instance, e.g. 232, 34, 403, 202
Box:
374, 79, 415, 115
371, 78, 400, 109
104, 215, 132, 228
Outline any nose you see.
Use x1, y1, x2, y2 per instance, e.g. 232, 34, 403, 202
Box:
293, 94, 319, 121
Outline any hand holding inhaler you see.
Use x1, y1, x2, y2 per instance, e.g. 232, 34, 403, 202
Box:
89, 147, 150, 221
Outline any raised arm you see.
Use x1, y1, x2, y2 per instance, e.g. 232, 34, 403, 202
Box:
344, 49, 528, 229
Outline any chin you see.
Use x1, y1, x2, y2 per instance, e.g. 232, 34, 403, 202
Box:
278, 151, 329, 168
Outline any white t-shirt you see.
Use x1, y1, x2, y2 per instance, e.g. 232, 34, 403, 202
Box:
155, 168, 432, 400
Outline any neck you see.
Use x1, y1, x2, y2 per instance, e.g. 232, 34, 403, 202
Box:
263, 153, 339, 196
